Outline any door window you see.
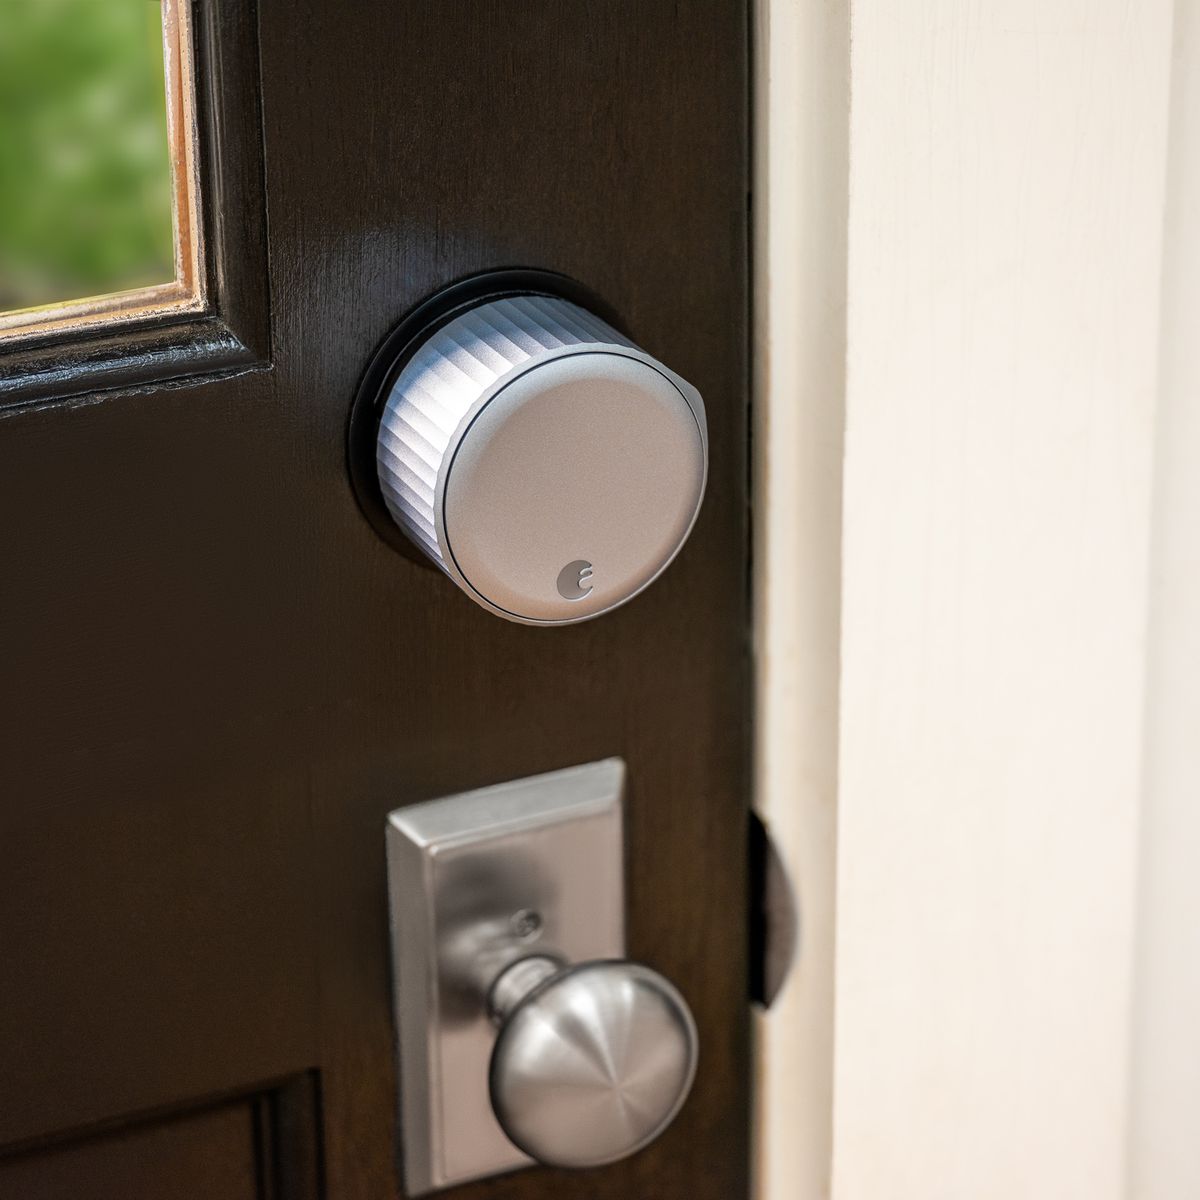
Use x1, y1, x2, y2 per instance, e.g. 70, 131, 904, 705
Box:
0, 0, 202, 340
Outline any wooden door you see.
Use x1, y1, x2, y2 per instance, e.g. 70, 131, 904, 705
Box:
0, 2, 750, 1197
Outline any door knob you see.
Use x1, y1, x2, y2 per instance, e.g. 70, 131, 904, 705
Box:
360, 275, 707, 625
487, 954, 698, 1169
387, 758, 700, 1194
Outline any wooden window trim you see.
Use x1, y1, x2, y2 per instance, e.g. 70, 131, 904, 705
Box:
0, 0, 206, 343
0, 0, 270, 411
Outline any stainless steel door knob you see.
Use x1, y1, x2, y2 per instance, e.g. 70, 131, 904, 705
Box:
386, 759, 699, 1193
487, 955, 699, 1169
371, 285, 707, 625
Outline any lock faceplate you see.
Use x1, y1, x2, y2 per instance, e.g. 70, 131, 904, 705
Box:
385, 759, 625, 1195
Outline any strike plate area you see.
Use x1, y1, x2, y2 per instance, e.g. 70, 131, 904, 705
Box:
385, 758, 626, 1195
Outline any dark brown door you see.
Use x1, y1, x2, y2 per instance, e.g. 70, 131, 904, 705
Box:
0, 3, 750, 1197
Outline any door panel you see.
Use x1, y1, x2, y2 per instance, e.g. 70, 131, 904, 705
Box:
0, 1102, 261, 1200
0, 3, 750, 1197
0, 1079, 320, 1200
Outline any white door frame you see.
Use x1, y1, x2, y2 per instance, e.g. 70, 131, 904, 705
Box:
754, 2, 1186, 1197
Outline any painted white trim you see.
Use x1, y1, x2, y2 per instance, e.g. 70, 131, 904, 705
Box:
755, 5, 1193, 1196
753, 0, 848, 1197
832, 3, 1174, 1198
1127, 3, 1200, 1194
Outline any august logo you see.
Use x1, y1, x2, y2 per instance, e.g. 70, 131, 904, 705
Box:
557, 560, 594, 601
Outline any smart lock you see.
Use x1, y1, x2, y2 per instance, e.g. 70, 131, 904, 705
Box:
349, 272, 708, 624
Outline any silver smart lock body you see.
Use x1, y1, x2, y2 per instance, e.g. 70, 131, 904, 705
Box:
362, 279, 708, 625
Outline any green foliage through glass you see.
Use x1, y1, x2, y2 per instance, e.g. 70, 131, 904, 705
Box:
0, 0, 175, 314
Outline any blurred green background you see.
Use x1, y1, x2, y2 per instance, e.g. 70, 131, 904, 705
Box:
0, 0, 175, 314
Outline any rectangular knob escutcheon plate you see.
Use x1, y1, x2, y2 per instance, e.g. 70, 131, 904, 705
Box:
385, 759, 625, 1195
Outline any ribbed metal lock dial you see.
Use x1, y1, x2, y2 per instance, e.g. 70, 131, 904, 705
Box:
374, 292, 707, 625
